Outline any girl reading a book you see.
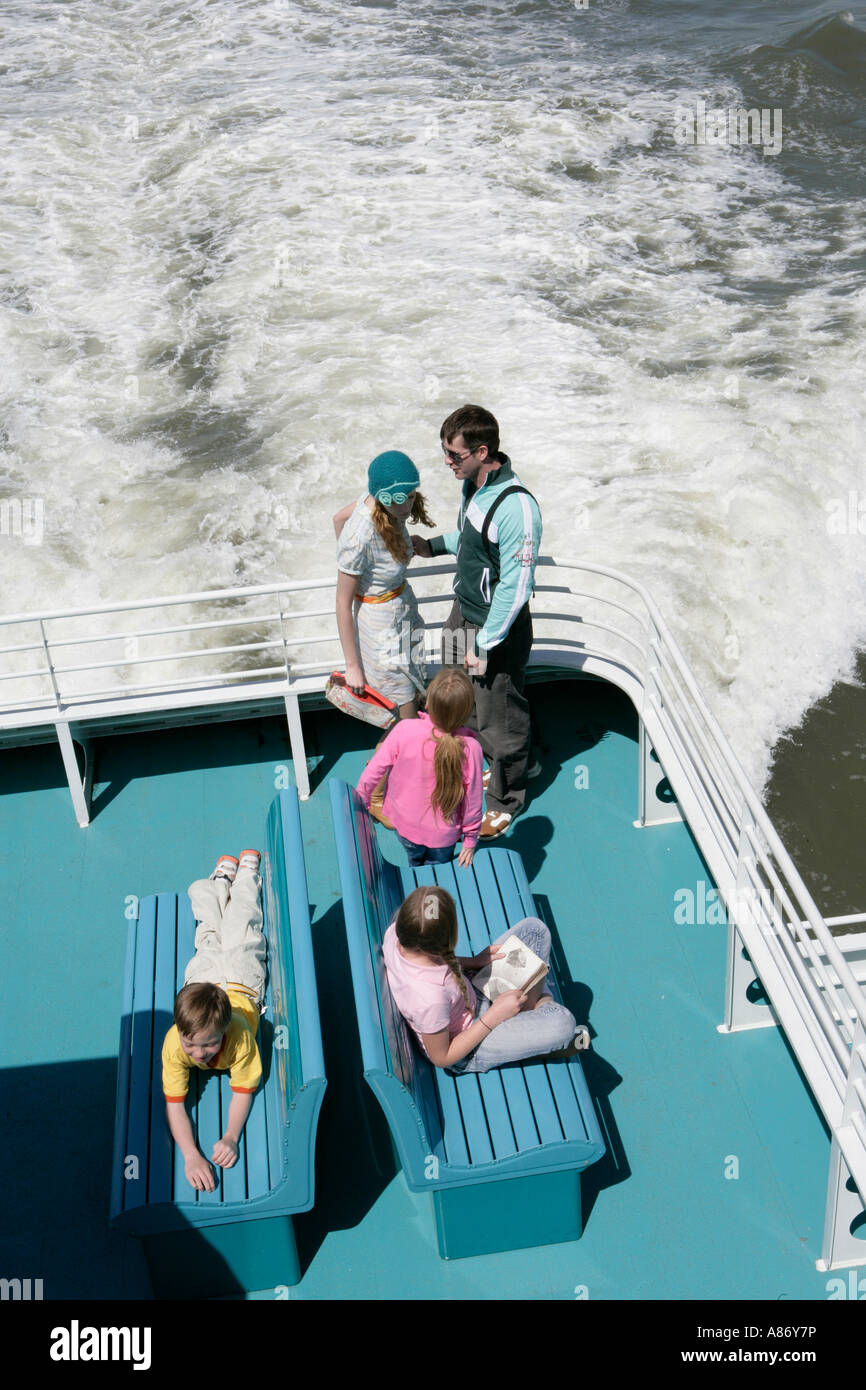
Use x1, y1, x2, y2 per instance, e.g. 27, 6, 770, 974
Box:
334, 451, 434, 720
356, 668, 483, 867
382, 885, 589, 1073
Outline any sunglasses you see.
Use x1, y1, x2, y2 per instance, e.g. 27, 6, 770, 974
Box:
441, 444, 477, 463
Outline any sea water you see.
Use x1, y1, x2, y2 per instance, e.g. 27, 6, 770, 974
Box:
1, 0, 865, 802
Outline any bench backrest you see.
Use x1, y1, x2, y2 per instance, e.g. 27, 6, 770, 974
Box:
329, 780, 439, 1165
264, 788, 327, 1209
328, 779, 414, 1076
111, 788, 325, 1233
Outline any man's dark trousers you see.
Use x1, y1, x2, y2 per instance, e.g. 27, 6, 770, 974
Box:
440, 599, 532, 818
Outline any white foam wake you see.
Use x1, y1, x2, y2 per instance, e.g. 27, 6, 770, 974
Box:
1, 0, 864, 793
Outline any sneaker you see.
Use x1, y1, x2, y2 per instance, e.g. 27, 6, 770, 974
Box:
478, 810, 513, 839
482, 759, 541, 790
545, 1026, 592, 1062
238, 850, 261, 873
212, 855, 239, 882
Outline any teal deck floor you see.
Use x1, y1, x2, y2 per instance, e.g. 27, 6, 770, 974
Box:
0, 678, 839, 1300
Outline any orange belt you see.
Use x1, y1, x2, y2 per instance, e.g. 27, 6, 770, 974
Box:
355, 583, 404, 604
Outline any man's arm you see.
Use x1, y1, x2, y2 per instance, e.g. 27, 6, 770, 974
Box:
475, 493, 541, 654
427, 529, 460, 557
419, 485, 465, 558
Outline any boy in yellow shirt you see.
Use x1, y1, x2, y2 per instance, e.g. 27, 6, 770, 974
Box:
162, 849, 267, 1192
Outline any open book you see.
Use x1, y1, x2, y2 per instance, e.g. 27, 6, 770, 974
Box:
470, 935, 549, 1002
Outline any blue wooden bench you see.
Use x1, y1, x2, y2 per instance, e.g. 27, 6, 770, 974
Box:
329, 778, 605, 1260
110, 788, 326, 1297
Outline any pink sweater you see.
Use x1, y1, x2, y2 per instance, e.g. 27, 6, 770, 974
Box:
356, 714, 483, 848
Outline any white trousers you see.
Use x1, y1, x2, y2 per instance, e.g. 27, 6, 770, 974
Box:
183, 867, 267, 1008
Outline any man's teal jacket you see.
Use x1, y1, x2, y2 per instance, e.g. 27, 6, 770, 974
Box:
429, 455, 542, 655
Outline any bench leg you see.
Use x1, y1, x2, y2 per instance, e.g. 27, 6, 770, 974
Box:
432, 1169, 583, 1260
141, 1216, 302, 1297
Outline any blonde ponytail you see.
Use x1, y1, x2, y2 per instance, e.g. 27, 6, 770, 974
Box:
424, 668, 476, 824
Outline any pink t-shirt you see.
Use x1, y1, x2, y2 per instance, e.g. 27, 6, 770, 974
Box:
382, 922, 477, 1056
356, 713, 483, 848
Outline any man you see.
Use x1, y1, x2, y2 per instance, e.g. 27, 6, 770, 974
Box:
413, 405, 541, 839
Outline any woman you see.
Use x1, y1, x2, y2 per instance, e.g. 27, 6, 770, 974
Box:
334, 450, 433, 720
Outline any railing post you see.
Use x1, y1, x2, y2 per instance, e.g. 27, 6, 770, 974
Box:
40, 617, 92, 827
55, 722, 91, 828
275, 590, 311, 801
818, 1019, 866, 1270
284, 692, 310, 801
39, 617, 62, 709
719, 809, 774, 1033
637, 650, 682, 828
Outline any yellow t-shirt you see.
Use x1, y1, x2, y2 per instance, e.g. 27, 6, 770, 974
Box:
162, 989, 261, 1101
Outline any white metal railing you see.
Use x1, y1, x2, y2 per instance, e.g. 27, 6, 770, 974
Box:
1, 555, 864, 1267
0, 578, 356, 716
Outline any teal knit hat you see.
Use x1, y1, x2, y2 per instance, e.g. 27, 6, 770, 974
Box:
367, 451, 420, 504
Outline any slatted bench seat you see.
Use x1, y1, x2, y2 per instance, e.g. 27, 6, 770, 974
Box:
329, 778, 605, 1260
110, 787, 326, 1297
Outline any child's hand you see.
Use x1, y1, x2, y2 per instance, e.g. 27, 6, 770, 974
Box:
468, 943, 505, 970
185, 1151, 216, 1191
485, 988, 526, 1026
457, 843, 475, 868
212, 1135, 239, 1168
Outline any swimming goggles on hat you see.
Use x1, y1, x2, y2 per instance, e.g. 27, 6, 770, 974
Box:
376, 485, 417, 505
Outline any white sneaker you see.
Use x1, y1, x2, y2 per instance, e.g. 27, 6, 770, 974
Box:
238, 849, 261, 873
211, 855, 238, 882
479, 810, 513, 840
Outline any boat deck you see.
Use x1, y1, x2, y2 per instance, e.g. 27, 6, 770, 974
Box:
1, 676, 837, 1300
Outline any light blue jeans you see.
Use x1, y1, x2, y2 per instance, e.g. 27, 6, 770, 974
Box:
450, 917, 576, 1074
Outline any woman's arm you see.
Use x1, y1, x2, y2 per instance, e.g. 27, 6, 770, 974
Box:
333, 502, 355, 539
335, 569, 365, 693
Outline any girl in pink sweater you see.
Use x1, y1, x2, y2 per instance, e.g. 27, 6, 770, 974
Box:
356, 669, 483, 868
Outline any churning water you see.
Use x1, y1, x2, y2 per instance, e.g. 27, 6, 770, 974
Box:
2, 0, 865, 792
